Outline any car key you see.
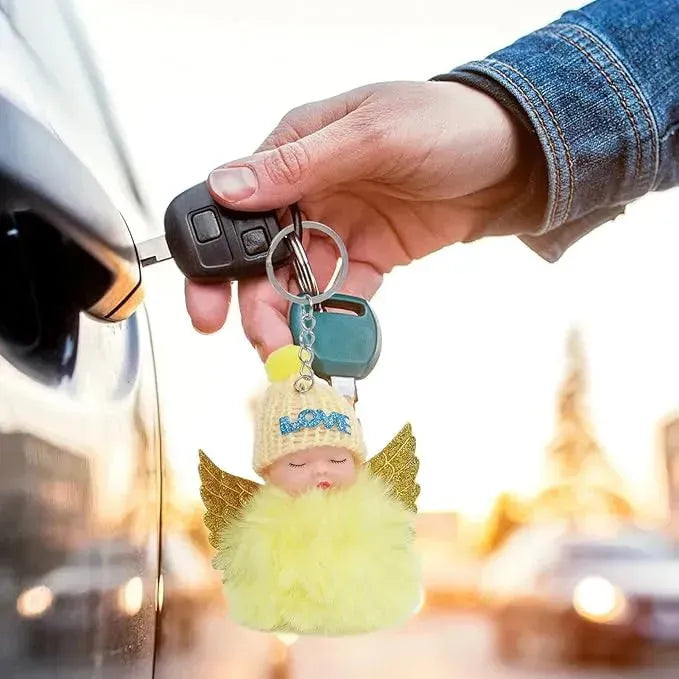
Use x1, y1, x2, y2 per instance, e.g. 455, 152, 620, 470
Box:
289, 293, 382, 404
137, 181, 290, 282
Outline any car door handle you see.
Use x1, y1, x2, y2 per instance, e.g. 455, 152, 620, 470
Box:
0, 94, 142, 322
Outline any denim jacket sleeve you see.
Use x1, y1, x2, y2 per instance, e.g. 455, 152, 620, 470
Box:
435, 0, 679, 262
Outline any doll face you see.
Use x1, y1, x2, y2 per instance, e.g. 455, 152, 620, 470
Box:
264, 446, 358, 496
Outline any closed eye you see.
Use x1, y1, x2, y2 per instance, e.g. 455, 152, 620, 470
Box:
330, 458, 347, 464
288, 462, 306, 468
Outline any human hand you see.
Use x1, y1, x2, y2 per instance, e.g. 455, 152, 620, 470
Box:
185, 81, 522, 358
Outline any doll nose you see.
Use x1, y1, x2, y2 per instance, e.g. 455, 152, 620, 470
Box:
313, 461, 331, 476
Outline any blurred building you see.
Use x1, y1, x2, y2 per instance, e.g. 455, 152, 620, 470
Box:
532, 330, 633, 522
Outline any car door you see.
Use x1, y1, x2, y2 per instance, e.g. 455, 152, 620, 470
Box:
0, 2, 161, 677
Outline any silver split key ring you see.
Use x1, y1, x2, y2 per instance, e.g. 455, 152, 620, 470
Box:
286, 231, 320, 301
287, 204, 319, 302
266, 221, 348, 306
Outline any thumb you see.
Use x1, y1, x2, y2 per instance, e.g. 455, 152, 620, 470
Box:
207, 118, 379, 211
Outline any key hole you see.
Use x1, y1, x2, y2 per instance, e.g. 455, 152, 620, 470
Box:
321, 299, 365, 317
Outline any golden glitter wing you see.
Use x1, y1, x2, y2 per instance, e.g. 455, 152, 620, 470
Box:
198, 449, 261, 549
367, 423, 420, 512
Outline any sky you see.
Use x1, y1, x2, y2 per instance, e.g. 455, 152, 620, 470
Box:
76, 0, 679, 520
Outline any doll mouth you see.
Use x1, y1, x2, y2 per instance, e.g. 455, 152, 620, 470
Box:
317, 481, 332, 490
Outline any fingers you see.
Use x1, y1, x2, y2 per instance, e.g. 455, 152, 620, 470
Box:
183, 238, 382, 349
189, 85, 386, 343
206, 104, 382, 212
300, 235, 383, 301
238, 269, 293, 361
184, 279, 232, 333
255, 85, 377, 153
239, 237, 383, 361
255, 95, 353, 153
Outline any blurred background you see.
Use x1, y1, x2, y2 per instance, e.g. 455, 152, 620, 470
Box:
2, 0, 679, 677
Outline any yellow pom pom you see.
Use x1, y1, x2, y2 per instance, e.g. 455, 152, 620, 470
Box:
265, 344, 302, 382
215, 469, 420, 635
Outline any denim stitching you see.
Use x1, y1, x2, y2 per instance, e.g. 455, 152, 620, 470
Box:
569, 24, 658, 148
544, 27, 642, 184
567, 23, 659, 191
487, 59, 575, 226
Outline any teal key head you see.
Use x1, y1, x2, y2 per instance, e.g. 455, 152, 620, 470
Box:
288, 294, 381, 380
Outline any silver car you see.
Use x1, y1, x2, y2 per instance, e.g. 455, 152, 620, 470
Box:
480, 522, 679, 665
1, 2, 161, 677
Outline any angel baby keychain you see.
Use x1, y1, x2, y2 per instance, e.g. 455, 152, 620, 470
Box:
198, 210, 421, 636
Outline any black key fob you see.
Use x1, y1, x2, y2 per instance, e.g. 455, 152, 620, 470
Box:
164, 182, 290, 283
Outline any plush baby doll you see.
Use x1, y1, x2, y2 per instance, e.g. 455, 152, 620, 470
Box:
199, 344, 421, 636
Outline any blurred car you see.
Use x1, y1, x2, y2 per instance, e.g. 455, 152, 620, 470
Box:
16, 534, 216, 657
17, 539, 147, 656
480, 522, 679, 665
0, 2, 212, 677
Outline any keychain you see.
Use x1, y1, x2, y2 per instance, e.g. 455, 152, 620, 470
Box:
198, 211, 421, 636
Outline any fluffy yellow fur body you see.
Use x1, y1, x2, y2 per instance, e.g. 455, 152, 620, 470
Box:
214, 469, 421, 635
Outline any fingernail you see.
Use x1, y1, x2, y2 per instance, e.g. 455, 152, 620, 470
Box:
191, 322, 210, 335
208, 167, 257, 202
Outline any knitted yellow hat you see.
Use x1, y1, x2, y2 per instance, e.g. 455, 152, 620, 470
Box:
253, 345, 366, 474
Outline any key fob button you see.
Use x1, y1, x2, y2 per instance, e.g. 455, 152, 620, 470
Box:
242, 227, 268, 256
197, 237, 233, 268
191, 209, 221, 243
164, 182, 290, 282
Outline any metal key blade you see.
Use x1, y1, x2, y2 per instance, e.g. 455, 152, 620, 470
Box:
330, 376, 358, 406
137, 234, 172, 267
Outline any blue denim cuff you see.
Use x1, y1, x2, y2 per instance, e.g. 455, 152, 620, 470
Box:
450, 21, 659, 262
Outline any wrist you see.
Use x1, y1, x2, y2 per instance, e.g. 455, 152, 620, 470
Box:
432, 71, 548, 239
